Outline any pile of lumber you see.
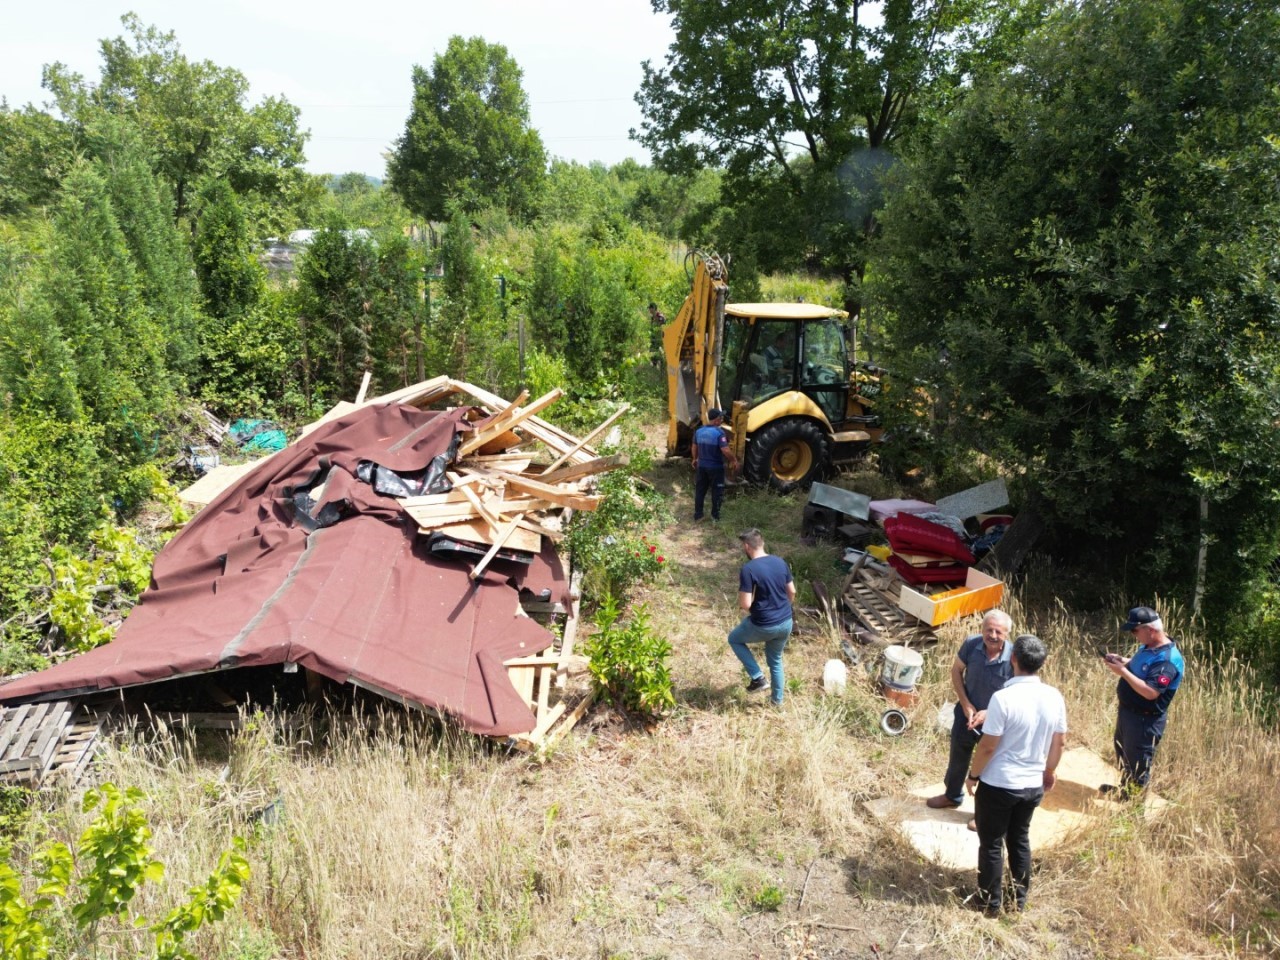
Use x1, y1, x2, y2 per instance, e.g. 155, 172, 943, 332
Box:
363, 377, 629, 580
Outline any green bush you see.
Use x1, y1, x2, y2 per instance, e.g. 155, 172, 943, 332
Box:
583, 595, 675, 720
0, 783, 249, 960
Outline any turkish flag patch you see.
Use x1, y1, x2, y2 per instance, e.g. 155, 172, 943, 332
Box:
1155, 674, 1171, 687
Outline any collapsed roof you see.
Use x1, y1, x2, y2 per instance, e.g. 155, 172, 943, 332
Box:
0, 380, 625, 738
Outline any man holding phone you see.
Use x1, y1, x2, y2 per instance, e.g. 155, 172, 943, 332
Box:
1101, 605, 1185, 793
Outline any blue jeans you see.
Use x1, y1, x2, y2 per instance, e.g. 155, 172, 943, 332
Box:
728, 616, 792, 703
694, 465, 725, 520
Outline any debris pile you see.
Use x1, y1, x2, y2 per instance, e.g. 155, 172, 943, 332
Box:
0, 377, 631, 785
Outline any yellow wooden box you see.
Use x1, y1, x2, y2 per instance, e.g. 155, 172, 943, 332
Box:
897, 567, 1005, 627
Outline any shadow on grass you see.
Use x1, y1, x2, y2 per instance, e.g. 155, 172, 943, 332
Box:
840, 834, 977, 910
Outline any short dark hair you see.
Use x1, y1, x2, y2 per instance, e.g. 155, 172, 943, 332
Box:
1012, 634, 1047, 674
648, 302, 658, 310
738, 528, 764, 550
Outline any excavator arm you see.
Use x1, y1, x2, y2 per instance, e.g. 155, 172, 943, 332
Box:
664, 253, 728, 457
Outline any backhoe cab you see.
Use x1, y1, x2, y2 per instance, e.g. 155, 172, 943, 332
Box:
664, 254, 882, 491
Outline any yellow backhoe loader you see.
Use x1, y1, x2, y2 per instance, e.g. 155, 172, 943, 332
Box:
663, 253, 882, 491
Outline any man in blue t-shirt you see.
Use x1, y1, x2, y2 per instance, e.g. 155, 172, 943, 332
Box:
1102, 605, 1185, 793
691, 408, 738, 522
727, 528, 796, 705
926, 610, 1015, 810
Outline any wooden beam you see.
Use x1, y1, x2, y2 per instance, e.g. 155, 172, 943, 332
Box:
354, 370, 372, 404
504, 474, 601, 512
363, 375, 454, 408
541, 404, 630, 475
469, 514, 526, 580
456, 388, 564, 457
447, 380, 593, 463
556, 568, 585, 688
537, 454, 629, 486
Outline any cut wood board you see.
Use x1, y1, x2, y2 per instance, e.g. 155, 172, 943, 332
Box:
179, 458, 271, 506
431, 519, 542, 553
864, 747, 1168, 871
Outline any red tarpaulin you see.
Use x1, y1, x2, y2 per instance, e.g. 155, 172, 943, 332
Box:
0, 404, 569, 736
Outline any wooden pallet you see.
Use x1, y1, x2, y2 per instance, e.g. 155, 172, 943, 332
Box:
0, 698, 118, 787
840, 562, 933, 643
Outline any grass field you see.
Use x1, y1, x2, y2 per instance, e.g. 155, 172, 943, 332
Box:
7, 446, 1279, 959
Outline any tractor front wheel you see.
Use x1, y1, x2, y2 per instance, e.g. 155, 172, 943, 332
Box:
743, 418, 829, 492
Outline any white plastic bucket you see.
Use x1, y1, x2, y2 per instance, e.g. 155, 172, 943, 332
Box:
822, 659, 847, 695
881, 645, 924, 691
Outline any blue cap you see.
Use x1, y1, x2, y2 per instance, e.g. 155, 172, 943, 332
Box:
707, 408, 725, 421
1121, 606, 1160, 631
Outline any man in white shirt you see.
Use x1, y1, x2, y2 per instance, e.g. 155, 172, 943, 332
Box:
965, 634, 1067, 914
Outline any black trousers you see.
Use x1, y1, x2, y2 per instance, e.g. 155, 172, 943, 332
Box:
1114, 706, 1166, 787
943, 704, 982, 802
974, 780, 1043, 911
694, 465, 726, 520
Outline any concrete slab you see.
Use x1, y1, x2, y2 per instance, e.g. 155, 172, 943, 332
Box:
808, 482, 871, 521
936, 479, 1009, 521
864, 747, 1167, 870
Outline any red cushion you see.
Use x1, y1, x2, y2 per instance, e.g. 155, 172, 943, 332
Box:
889, 555, 970, 585
884, 513, 975, 564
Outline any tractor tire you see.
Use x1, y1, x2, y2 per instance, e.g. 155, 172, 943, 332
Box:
743, 418, 829, 492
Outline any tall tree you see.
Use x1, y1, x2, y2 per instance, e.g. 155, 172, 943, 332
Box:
388, 36, 546, 223
42, 13, 311, 230
0, 102, 77, 216
874, 0, 1280, 620
634, 0, 1029, 314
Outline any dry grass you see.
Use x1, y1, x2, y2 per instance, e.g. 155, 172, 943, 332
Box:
7, 458, 1280, 958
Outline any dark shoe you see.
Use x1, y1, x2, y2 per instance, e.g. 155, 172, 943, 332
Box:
746, 676, 769, 694
1100, 783, 1138, 799
926, 795, 962, 809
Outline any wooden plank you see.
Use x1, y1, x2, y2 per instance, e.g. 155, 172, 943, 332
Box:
354, 370, 373, 405
469, 514, 526, 581
431, 519, 542, 553
28, 701, 72, 771
538, 690, 597, 752
362, 375, 455, 408
0, 704, 32, 757
540, 404, 630, 475
503, 474, 601, 512
446, 380, 594, 463
536, 664, 552, 719
9, 701, 50, 758
509, 665, 536, 707
536, 454, 629, 486
456, 389, 565, 457
556, 568, 585, 688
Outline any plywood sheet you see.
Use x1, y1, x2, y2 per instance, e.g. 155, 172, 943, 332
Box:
864, 747, 1168, 870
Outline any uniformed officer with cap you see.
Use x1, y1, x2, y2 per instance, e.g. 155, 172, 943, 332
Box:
1101, 605, 1185, 793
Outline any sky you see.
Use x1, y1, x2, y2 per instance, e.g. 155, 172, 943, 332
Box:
0, 0, 676, 178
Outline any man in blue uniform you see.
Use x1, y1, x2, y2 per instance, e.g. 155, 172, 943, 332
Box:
926, 610, 1015, 810
1102, 605, 1185, 793
728, 528, 795, 705
691, 408, 737, 522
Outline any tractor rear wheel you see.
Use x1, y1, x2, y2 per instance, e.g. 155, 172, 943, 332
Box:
743, 418, 829, 492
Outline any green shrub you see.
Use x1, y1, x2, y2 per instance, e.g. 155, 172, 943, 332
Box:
583, 595, 675, 720
0, 783, 249, 960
